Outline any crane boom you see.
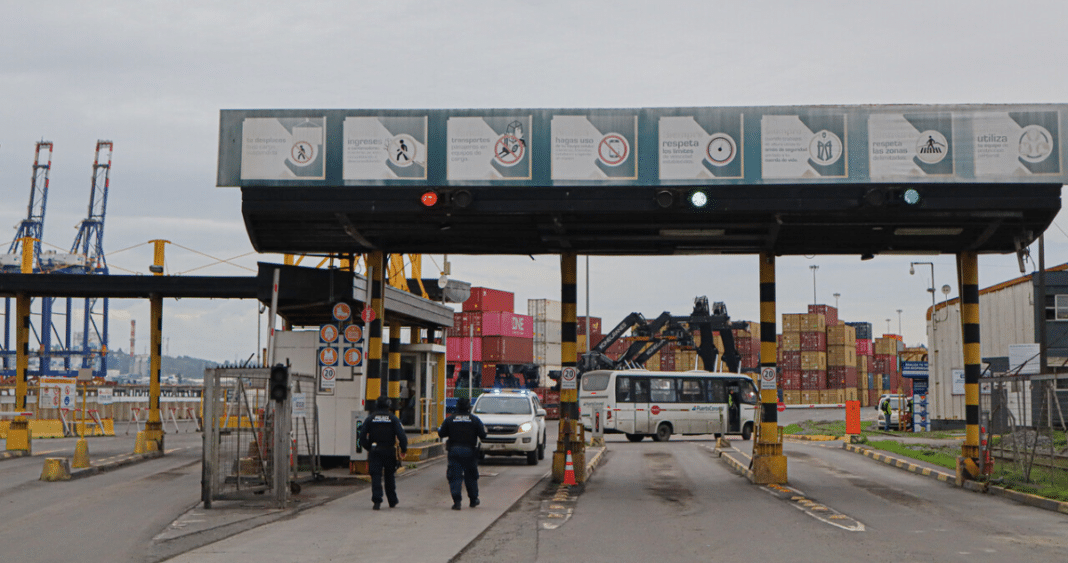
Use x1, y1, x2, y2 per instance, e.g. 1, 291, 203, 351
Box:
69, 140, 113, 273
3, 141, 53, 272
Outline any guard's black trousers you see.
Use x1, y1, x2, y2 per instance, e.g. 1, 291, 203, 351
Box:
368, 448, 399, 505
446, 446, 479, 503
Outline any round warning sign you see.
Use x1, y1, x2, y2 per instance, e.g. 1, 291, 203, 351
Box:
388, 134, 418, 167
291, 141, 314, 166
760, 367, 777, 390
598, 134, 629, 166
651, 405, 661, 416
361, 307, 376, 323
321, 366, 336, 382
706, 133, 737, 167
332, 303, 352, 322
344, 324, 364, 343
319, 347, 338, 367
1019, 124, 1054, 163
344, 348, 363, 367
494, 134, 525, 166
561, 366, 578, 390
808, 130, 843, 166
319, 324, 339, 344
778, 402, 786, 413
915, 130, 949, 164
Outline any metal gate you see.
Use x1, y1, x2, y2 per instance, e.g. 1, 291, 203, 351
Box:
201, 368, 319, 508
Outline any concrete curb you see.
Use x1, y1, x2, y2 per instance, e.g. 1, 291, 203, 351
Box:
785, 434, 841, 442
1, 450, 31, 461
841, 442, 1068, 515
68, 450, 165, 480
584, 446, 607, 480
715, 446, 756, 481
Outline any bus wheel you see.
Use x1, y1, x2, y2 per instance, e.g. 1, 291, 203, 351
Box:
625, 433, 644, 442
741, 423, 753, 441
653, 423, 672, 442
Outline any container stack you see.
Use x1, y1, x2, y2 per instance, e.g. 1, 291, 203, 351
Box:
574, 316, 604, 362
825, 322, 856, 405
799, 308, 828, 405
733, 322, 762, 371
848, 322, 873, 406
528, 299, 563, 386
778, 313, 803, 405
446, 287, 533, 388
873, 335, 903, 402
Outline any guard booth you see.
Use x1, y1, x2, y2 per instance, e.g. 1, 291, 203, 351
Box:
260, 263, 455, 468
397, 343, 446, 433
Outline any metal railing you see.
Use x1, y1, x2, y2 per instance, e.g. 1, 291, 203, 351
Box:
981, 373, 1067, 494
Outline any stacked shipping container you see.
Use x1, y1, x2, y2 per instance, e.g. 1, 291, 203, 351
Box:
446, 287, 533, 388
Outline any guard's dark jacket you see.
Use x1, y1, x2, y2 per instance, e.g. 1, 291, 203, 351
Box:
437, 412, 487, 450
359, 408, 408, 454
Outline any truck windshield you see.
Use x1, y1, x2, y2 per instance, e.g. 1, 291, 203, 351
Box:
475, 396, 532, 415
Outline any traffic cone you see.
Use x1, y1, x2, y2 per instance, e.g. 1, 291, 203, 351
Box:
563, 450, 577, 485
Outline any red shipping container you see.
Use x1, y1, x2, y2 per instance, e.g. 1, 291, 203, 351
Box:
780, 369, 801, 390
475, 311, 534, 338
827, 366, 857, 389
868, 389, 882, 406
481, 367, 497, 388
481, 336, 534, 363
463, 287, 515, 313
545, 390, 561, 405
800, 331, 827, 351
874, 354, 899, 374
808, 304, 838, 327
855, 338, 873, 356
447, 337, 483, 362
801, 369, 827, 390
780, 351, 801, 370
660, 353, 676, 371
577, 317, 602, 336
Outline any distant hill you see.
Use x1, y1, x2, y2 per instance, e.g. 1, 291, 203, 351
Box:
106, 350, 220, 382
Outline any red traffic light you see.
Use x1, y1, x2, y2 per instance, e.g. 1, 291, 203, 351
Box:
421, 191, 438, 207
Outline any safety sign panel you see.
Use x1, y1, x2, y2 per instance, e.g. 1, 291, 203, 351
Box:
343, 347, 363, 367
973, 111, 1060, 177
869, 113, 954, 178
39, 386, 60, 408
560, 366, 578, 390
332, 302, 352, 322
319, 324, 339, 344
343, 115, 428, 180
658, 113, 744, 180
344, 324, 364, 344
292, 393, 307, 418
447, 116, 532, 180
41, 377, 76, 410
97, 388, 114, 405
761, 114, 847, 179
240, 117, 326, 180
551, 114, 638, 180
318, 347, 339, 367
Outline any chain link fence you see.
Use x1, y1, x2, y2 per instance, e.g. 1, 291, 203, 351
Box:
201, 368, 319, 508
981, 373, 1068, 501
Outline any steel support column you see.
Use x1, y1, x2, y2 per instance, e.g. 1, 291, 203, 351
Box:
365, 251, 384, 408
388, 323, 401, 411
554, 251, 585, 483
6, 292, 31, 452
956, 251, 982, 480
143, 293, 164, 450
751, 253, 787, 483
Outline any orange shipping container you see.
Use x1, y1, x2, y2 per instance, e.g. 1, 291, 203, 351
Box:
800, 351, 827, 371
826, 324, 856, 346
800, 313, 826, 332
782, 314, 803, 333
781, 332, 801, 351
827, 345, 857, 367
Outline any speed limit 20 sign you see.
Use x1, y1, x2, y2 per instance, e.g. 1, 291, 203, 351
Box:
760, 367, 777, 391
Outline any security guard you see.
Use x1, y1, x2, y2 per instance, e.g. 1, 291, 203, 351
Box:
437, 397, 487, 510
358, 396, 408, 510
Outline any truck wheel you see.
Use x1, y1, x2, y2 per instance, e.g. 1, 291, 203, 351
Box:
652, 423, 672, 442
625, 433, 644, 442
537, 434, 546, 460
526, 448, 538, 465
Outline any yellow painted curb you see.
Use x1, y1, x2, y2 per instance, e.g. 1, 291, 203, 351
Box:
41, 458, 72, 481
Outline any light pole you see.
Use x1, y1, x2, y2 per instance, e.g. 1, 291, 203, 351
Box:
809, 265, 819, 305
910, 262, 938, 394
896, 309, 903, 336
886, 318, 891, 335
833, 292, 841, 310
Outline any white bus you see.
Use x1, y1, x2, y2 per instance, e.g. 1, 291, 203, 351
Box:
579, 370, 759, 442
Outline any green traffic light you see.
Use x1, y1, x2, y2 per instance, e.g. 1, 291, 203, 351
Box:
903, 188, 921, 205
690, 190, 709, 208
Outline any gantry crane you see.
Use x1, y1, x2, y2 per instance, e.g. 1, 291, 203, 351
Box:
2, 142, 53, 376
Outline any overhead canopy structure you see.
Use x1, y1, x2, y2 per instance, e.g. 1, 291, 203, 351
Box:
220, 104, 1064, 256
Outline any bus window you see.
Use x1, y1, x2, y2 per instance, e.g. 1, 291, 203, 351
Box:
584, 372, 610, 392
616, 376, 632, 402
679, 379, 703, 403
707, 380, 727, 403
739, 379, 759, 404
633, 378, 650, 403
650, 378, 676, 403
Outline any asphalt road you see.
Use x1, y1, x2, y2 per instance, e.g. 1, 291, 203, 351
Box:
461, 433, 1068, 563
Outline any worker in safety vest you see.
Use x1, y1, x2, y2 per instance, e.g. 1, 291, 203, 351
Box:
881, 398, 893, 431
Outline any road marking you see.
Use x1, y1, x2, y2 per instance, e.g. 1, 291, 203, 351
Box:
761, 484, 866, 532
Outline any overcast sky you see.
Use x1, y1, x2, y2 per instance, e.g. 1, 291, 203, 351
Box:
2, 1, 1067, 363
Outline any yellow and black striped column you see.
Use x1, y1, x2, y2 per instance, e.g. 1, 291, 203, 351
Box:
751, 252, 787, 484
365, 251, 385, 408
6, 292, 31, 452
554, 251, 585, 483
957, 252, 981, 473
388, 324, 401, 411
144, 293, 164, 449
